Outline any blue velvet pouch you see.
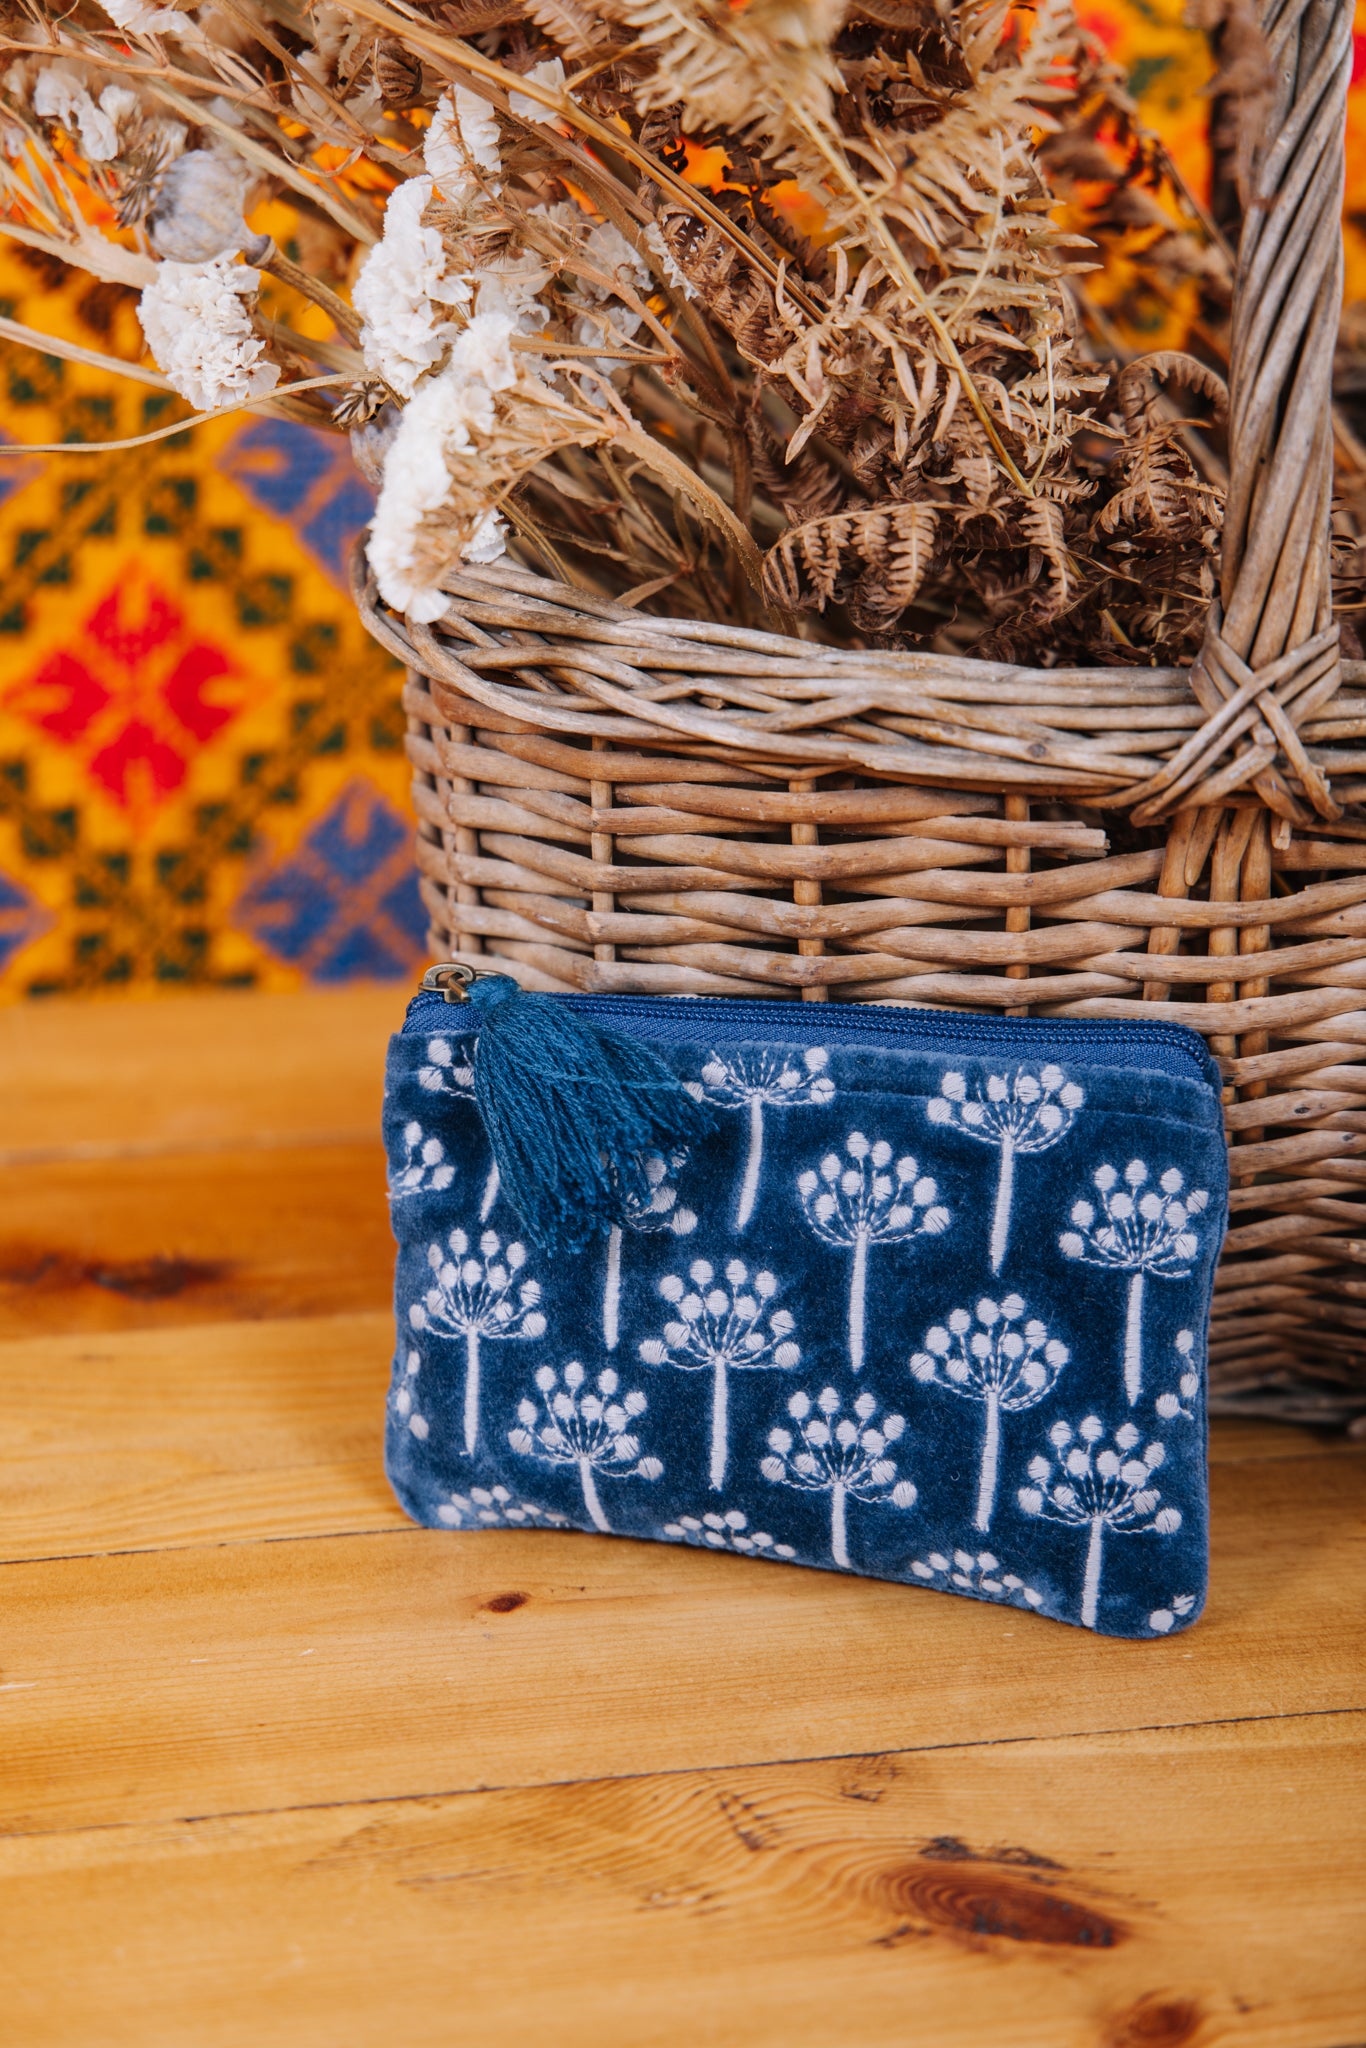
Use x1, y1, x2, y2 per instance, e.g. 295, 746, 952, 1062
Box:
383, 977, 1227, 1637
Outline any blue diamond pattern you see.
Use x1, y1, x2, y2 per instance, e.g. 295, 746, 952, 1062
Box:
218, 420, 374, 587
0, 866, 51, 970
234, 781, 426, 981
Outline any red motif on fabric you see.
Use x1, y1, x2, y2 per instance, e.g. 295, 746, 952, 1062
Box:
5, 571, 249, 820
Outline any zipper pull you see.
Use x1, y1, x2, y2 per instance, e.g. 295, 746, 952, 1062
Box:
420, 962, 496, 1004
417, 968, 714, 1251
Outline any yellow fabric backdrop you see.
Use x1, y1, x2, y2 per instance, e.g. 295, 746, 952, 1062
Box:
0, 2, 1363, 1001
0, 253, 417, 997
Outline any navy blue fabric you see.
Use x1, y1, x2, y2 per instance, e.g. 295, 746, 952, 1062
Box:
382, 1007, 1226, 1638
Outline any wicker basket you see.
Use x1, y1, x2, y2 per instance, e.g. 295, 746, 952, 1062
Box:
358, 1, 1365, 1427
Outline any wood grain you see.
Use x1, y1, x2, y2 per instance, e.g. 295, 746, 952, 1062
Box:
0, 1452, 1360, 1834
0, 1714, 1359, 2048
0, 1312, 404, 1563
0, 1313, 1343, 1569
2, 985, 1363, 2045
0, 984, 400, 1161
0, 1143, 395, 1338
1202, 1417, 1360, 1463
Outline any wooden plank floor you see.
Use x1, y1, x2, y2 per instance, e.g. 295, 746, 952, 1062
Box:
0, 988, 1363, 2048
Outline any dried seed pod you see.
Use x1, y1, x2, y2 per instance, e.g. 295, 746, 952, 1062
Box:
113, 139, 175, 229
332, 378, 392, 428
147, 149, 252, 263
374, 40, 425, 108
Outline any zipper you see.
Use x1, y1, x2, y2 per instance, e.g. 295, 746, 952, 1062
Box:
402, 967, 1220, 1093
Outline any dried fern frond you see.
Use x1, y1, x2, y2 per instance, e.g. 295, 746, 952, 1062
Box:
749, 409, 849, 527
1019, 496, 1074, 620
762, 500, 940, 625
1188, 0, 1274, 228
0, 0, 1240, 662
1116, 350, 1229, 429
620, 0, 848, 153
1097, 434, 1224, 547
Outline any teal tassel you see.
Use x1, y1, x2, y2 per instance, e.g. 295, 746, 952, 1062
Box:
466, 976, 714, 1252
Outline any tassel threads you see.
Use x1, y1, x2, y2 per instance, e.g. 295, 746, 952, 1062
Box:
464, 975, 713, 1252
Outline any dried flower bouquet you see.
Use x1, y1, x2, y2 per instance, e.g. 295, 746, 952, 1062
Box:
0, 0, 1233, 664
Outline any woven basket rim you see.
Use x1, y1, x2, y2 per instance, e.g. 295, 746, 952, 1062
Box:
356, 547, 1366, 825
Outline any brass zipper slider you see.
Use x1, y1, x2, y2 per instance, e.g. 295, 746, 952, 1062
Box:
420, 962, 489, 1004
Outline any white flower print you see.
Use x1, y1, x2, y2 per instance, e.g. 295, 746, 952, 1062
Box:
662, 1510, 796, 1560
927, 1064, 1084, 1274
799, 1132, 950, 1372
909, 1549, 1045, 1610
408, 1228, 546, 1455
761, 1386, 917, 1570
909, 1294, 1069, 1532
1018, 1416, 1181, 1630
389, 1121, 457, 1199
389, 1346, 429, 1441
1059, 1162, 1209, 1404
418, 1036, 475, 1096
437, 1485, 568, 1528
684, 1047, 833, 1230
603, 1151, 697, 1352
1148, 1594, 1197, 1634
640, 1258, 799, 1490
417, 1036, 499, 1219
509, 1362, 662, 1532
1154, 1330, 1200, 1422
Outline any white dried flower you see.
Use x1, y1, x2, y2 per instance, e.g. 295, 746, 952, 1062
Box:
99, 85, 139, 130
424, 86, 502, 198
449, 311, 518, 390
306, 1, 351, 71
148, 149, 252, 263
291, 47, 337, 128
292, 33, 382, 128
137, 256, 280, 412
367, 313, 518, 621
644, 221, 696, 299
352, 174, 469, 400
205, 94, 247, 130
95, 0, 208, 42
368, 389, 484, 620
569, 219, 649, 369
33, 65, 119, 162
473, 252, 551, 334
508, 58, 567, 125
462, 510, 508, 563
577, 220, 650, 303
573, 309, 640, 368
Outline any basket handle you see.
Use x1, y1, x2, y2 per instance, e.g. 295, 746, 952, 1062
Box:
1136, 0, 1352, 828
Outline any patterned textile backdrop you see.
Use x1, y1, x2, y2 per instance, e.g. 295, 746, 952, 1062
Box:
0, 230, 416, 1000
1, 1, 1365, 1002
